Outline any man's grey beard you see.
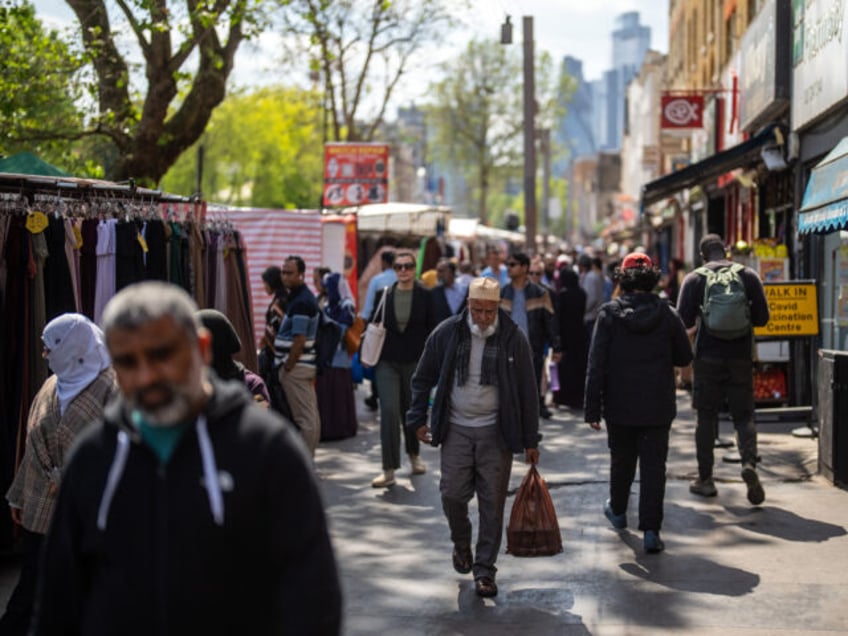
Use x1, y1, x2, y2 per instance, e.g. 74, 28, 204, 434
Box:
467, 312, 497, 338
128, 370, 207, 427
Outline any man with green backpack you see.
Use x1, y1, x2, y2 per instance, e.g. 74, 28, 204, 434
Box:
677, 234, 770, 505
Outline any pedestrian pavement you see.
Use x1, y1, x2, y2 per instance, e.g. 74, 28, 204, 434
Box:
319, 386, 848, 635
2, 387, 847, 635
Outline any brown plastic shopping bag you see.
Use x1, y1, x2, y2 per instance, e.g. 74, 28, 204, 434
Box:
506, 464, 563, 557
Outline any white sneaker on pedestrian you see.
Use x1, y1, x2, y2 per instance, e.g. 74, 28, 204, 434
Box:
410, 454, 426, 475
371, 470, 395, 488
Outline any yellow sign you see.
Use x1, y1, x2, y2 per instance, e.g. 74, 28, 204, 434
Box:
754, 281, 819, 337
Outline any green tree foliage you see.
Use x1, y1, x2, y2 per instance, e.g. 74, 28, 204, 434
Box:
160, 86, 324, 209
426, 38, 572, 228
45, 0, 265, 185
278, 0, 462, 142
0, 1, 98, 174
426, 39, 522, 225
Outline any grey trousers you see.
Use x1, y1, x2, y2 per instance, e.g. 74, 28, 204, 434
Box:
440, 424, 513, 579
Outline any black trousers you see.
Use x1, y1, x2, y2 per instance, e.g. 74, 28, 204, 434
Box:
606, 423, 670, 532
0, 528, 43, 636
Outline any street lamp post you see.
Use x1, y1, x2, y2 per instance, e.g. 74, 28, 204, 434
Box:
522, 16, 537, 254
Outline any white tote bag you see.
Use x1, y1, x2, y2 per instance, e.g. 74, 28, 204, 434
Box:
360, 287, 388, 367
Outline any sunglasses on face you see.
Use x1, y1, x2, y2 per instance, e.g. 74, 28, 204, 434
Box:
394, 262, 415, 271
529, 271, 543, 276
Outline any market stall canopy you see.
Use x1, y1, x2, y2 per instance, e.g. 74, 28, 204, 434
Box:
0, 151, 69, 177
798, 137, 848, 235
640, 124, 784, 208
448, 217, 525, 244
350, 202, 450, 237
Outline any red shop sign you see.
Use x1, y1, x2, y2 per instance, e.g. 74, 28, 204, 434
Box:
323, 142, 389, 208
660, 94, 704, 129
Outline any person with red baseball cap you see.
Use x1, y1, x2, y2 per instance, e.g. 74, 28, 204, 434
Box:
585, 252, 693, 554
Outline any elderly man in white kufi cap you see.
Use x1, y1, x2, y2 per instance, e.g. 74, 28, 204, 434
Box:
406, 277, 540, 599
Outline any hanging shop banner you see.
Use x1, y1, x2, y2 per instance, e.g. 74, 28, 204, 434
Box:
323, 143, 389, 208
754, 281, 819, 337
660, 94, 704, 129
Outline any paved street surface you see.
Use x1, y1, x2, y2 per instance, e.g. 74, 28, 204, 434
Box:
3, 386, 847, 635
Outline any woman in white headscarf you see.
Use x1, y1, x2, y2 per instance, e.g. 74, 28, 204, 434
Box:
1, 314, 117, 636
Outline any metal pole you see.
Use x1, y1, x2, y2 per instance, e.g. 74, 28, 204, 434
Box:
522, 16, 537, 254
541, 128, 551, 250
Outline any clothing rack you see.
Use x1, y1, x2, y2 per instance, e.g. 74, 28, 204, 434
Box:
0, 172, 256, 552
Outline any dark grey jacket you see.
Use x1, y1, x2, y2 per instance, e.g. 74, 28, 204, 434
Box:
585, 292, 693, 427
406, 308, 539, 453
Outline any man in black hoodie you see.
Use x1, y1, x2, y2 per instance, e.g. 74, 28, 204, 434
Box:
585, 253, 693, 554
32, 282, 341, 636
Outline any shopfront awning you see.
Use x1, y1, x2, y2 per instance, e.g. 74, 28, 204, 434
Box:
798, 137, 848, 234
640, 124, 783, 208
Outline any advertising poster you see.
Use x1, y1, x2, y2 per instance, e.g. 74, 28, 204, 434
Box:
323, 143, 389, 208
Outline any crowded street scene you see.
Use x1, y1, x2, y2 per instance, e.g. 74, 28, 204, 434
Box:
2, 0, 848, 634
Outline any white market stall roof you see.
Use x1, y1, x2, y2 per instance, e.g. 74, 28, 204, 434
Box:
348, 202, 450, 236
448, 217, 525, 244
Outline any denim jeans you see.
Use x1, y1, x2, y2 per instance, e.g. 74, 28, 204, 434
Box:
693, 356, 758, 478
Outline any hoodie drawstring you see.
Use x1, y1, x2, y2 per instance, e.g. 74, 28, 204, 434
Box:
97, 430, 131, 531
96, 415, 225, 532
196, 415, 224, 526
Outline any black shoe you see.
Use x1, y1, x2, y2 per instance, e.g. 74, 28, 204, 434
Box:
539, 406, 553, 419
364, 395, 378, 410
452, 546, 472, 574
741, 463, 765, 505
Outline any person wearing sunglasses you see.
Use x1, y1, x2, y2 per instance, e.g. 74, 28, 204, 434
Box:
500, 252, 561, 419
370, 250, 436, 488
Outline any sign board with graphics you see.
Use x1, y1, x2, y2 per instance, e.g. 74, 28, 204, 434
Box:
323, 143, 389, 208
660, 94, 704, 129
792, 0, 848, 131
754, 281, 819, 337
739, 0, 791, 132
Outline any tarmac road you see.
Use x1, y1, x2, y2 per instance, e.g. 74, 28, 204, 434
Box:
2, 387, 846, 635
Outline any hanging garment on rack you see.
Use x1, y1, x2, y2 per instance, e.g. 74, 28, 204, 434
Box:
79, 218, 98, 320
115, 218, 145, 291
168, 221, 189, 292
204, 228, 218, 308
63, 217, 82, 313
223, 230, 258, 373
43, 216, 76, 322
188, 221, 206, 308
144, 218, 167, 282
214, 228, 228, 314
93, 219, 117, 325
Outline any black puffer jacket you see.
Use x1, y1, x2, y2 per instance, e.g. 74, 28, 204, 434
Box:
584, 293, 693, 427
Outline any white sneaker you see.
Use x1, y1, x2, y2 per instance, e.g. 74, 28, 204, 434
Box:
410, 455, 426, 475
371, 470, 395, 488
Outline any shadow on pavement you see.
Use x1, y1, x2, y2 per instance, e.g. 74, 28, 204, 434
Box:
724, 504, 848, 542
617, 531, 761, 597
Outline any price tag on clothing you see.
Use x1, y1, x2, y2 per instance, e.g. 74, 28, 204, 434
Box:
136, 232, 149, 253
25, 211, 49, 234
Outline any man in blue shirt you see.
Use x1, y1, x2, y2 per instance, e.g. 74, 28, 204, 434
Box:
275, 255, 321, 456
361, 249, 397, 320
432, 258, 467, 324
480, 244, 509, 287
500, 252, 561, 419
